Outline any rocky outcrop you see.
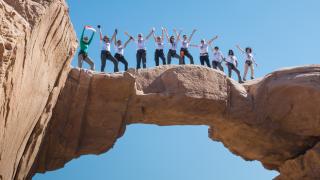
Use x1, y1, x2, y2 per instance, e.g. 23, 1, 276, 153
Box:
0, 0, 77, 180
32, 65, 320, 180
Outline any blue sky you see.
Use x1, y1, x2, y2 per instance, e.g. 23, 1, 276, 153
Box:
34, 0, 320, 179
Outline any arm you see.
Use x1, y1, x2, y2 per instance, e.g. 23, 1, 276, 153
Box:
124, 32, 135, 41
189, 44, 199, 48
208, 35, 218, 45
236, 45, 245, 53
88, 31, 95, 44
111, 29, 117, 44
152, 30, 157, 42
123, 37, 133, 48
161, 27, 165, 41
163, 28, 170, 42
176, 29, 182, 42
98, 26, 103, 41
188, 29, 197, 42
145, 28, 154, 40
80, 27, 85, 41
173, 29, 180, 40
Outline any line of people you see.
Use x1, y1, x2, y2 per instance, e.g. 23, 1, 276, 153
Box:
78, 26, 258, 83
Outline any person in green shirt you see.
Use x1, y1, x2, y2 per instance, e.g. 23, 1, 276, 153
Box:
78, 26, 95, 70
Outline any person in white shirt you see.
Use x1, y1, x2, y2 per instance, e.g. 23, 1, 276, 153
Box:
190, 36, 218, 67
225, 50, 243, 83
236, 45, 258, 81
152, 28, 166, 66
98, 26, 119, 72
125, 29, 153, 69
164, 28, 182, 64
211, 46, 224, 71
178, 29, 197, 64
113, 31, 133, 71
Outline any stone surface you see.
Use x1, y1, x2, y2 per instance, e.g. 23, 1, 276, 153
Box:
0, 0, 77, 180
33, 65, 320, 180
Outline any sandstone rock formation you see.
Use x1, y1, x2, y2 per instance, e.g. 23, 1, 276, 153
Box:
32, 65, 320, 180
0, 0, 77, 180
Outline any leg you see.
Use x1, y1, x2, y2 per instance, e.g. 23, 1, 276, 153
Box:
78, 54, 84, 68
233, 67, 243, 83
142, 50, 147, 69
120, 56, 129, 71
136, 51, 141, 69
173, 53, 182, 65
200, 56, 204, 66
167, 52, 172, 65
84, 56, 95, 71
228, 64, 232, 78
160, 51, 166, 65
155, 51, 160, 66
101, 52, 107, 72
107, 53, 119, 72
212, 61, 217, 69
180, 50, 185, 64
250, 65, 255, 79
185, 50, 194, 64
218, 62, 224, 72
204, 56, 211, 68
243, 64, 249, 81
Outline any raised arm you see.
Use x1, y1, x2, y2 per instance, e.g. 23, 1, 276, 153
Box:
88, 31, 95, 44
236, 45, 245, 53
152, 30, 157, 42
80, 27, 86, 41
189, 44, 199, 48
123, 37, 133, 48
124, 32, 135, 41
111, 29, 117, 43
163, 28, 170, 42
188, 29, 197, 42
145, 28, 155, 40
161, 27, 165, 40
98, 26, 103, 41
176, 29, 182, 42
114, 29, 117, 46
208, 35, 218, 45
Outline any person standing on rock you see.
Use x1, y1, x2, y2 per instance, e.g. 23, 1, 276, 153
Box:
225, 50, 243, 83
164, 28, 182, 65
152, 28, 166, 66
190, 36, 219, 68
98, 26, 119, 73
113, 31, 133, 71
178, 29, 197, 64
125, 29, 154, 69
236, 45, 258, 81
211, 46, 225, 71
78, 26, 95, 70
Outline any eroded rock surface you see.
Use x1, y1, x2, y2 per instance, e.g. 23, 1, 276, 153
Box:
33, 65, 320, 180
0, 0, 77, 180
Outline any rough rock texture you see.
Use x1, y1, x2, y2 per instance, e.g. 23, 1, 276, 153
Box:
32, 65, 320, 180
0, 0, 77, 180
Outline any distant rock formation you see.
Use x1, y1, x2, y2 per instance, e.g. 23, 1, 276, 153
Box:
0, 0, 320, 180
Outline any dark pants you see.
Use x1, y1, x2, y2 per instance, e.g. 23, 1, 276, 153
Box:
155, 49, 166, 66
101, 50, 118, 72
180, 48, 194, 64
227, 62, 242, 83
115, 53, 128, 71
136, 49, 147, 69
200, 54, 211, 67
167, 49, 182, 64
212, 61, 224, 72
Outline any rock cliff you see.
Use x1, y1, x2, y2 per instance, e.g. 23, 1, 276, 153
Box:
0, 0, 320, 180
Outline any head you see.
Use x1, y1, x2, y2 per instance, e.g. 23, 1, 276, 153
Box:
228, 50, 234, 56
170, 36, 175, 43
138, 33, 143, 40
83, 36, 89, 43
200, 39, 205, 45
103, 36, 110, 43
117, 40, 122, 46
156, 36, 162, 42
214, 46, 219, 52
183, 35, 187, 40
245, 47, 252, 53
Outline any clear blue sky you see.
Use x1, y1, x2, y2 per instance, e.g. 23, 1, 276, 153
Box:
34, 0, 320, 179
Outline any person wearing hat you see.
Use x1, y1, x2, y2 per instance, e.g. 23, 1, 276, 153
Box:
190, 36, 218, 67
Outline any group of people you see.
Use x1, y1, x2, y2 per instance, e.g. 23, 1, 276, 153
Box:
78, 26, 258, 83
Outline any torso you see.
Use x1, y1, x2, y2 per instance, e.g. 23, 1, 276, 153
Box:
213, 51, 224, 62
115, 45, 124, 55
136, 39, 146, 50
102, 42, 111, 52
181, 40, 189, 49
156, 41, 164, 50
199, 44, 208, 55
226, 55, 237, 65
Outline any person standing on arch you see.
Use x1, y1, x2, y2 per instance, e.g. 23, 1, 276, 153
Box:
152, 28, 166, 66
113, 30, 133, 71
225, 49, 243, 83
164, 28, 182, 65
236, 45, 258, 81
98, 26, 119, 73
190, 36, 219, 68
211, 46, 225, 72
125, 29, 154, 69
178, 29, 197, 64
78, 26, 95, 70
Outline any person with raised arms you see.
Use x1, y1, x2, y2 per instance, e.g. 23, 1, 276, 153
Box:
210, 45, 225, 72
163, 28, 182, 65
78, 26, 95, 70
98, 26, 119, 73
236, 45, 258, 81
152, 28, 166, 66
225, 49, 243, 83
113, 30, 133, 71
125, 29, 154, 69
178, 29, 197, 64
190, 36, 218, 67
